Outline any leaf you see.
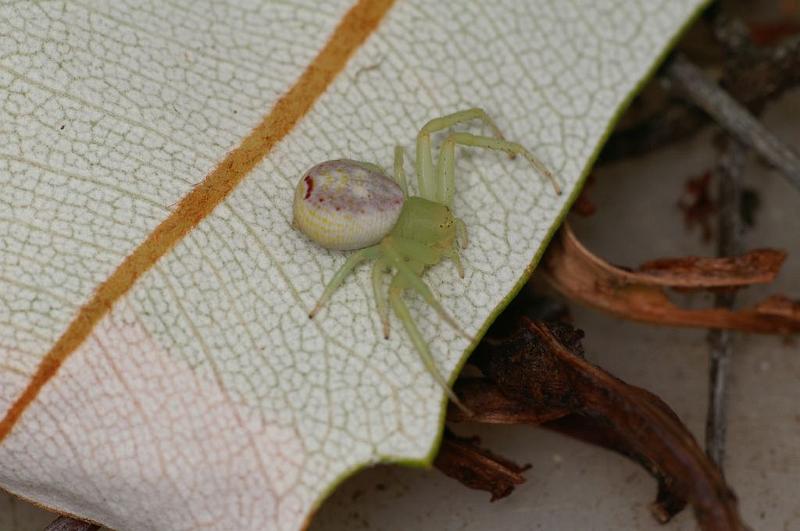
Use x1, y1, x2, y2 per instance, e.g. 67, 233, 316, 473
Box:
466, 318, 744, 530
543, 225, 800, 333
0, 1, 707, 529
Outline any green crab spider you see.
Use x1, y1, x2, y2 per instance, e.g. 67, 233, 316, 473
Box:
292, 108, 561, 413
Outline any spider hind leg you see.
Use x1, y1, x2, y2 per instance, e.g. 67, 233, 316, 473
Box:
380, 238, 472, 341
388, 274, 472, 415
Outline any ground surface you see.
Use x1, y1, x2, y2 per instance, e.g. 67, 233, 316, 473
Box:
308, 89, 800, 531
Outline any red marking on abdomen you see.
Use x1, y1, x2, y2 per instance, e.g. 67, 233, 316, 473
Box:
304, 175, 314, 199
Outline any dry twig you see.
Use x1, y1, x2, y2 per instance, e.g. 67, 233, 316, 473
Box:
453, 318, 745, 530
705, 138, 747, 468
601, 13, 800, 164
667, 54, 800, 192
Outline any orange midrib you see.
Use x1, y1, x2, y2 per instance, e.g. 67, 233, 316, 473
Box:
0, 0, 395, 441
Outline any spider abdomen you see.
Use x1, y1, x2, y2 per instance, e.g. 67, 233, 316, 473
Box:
293, 159, 404, 251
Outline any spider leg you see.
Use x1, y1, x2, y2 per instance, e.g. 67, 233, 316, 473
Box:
393, 146, 409, 197
309, 245, 380, 318
380, 238, 471, 341
388, 275, 472, 415
448, 248, 465, 279
416, 108, 507, 202
448, 218, 468, 278
455, 218, 469, 249
435, 132, 456, 205
371, 258, 391, 339
437, 132, 561, 203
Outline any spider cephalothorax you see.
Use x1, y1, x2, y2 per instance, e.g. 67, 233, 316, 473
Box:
292, 108, 560, 413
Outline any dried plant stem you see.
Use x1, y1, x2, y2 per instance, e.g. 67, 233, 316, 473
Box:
44, 516, 100, 531
667, 55, 800, 192
706, 326, 733, 467
705, 139, 747, 468
465, 319, 745, 530
601, 17, 800, 164
434, 429, 530, 501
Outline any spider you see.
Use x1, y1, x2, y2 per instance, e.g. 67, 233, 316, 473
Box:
292, 108, 561, 413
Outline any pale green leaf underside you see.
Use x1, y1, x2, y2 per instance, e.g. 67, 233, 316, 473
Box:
0, 1, 704, 529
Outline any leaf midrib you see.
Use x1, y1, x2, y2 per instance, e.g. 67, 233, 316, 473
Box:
0, 0, 396, 442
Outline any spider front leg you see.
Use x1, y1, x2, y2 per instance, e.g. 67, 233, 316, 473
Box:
388, 274, 472, 415
448, 246, 465, 279
371, 258, 392, 339
455, 218, 468, 249
436, 132, 562, 206
309, 245, 380, 318
393, 146, 409, 197
380, 237, 471, 340
444, 218, 468, 278
416, 108, 507, 202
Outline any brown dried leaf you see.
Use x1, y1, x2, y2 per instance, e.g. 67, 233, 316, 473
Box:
543, 414, 687, 523
434, 431, 529, 502
542, 224, 800, 333
570, 173, 597, 217
637, 249, 785, 287
748, 22, 800, 46
44, 516, 100, 531
448, 378, 570, 425
571, 193, 597, 217
754, 294, 800, 320
467, 318, 745, 530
